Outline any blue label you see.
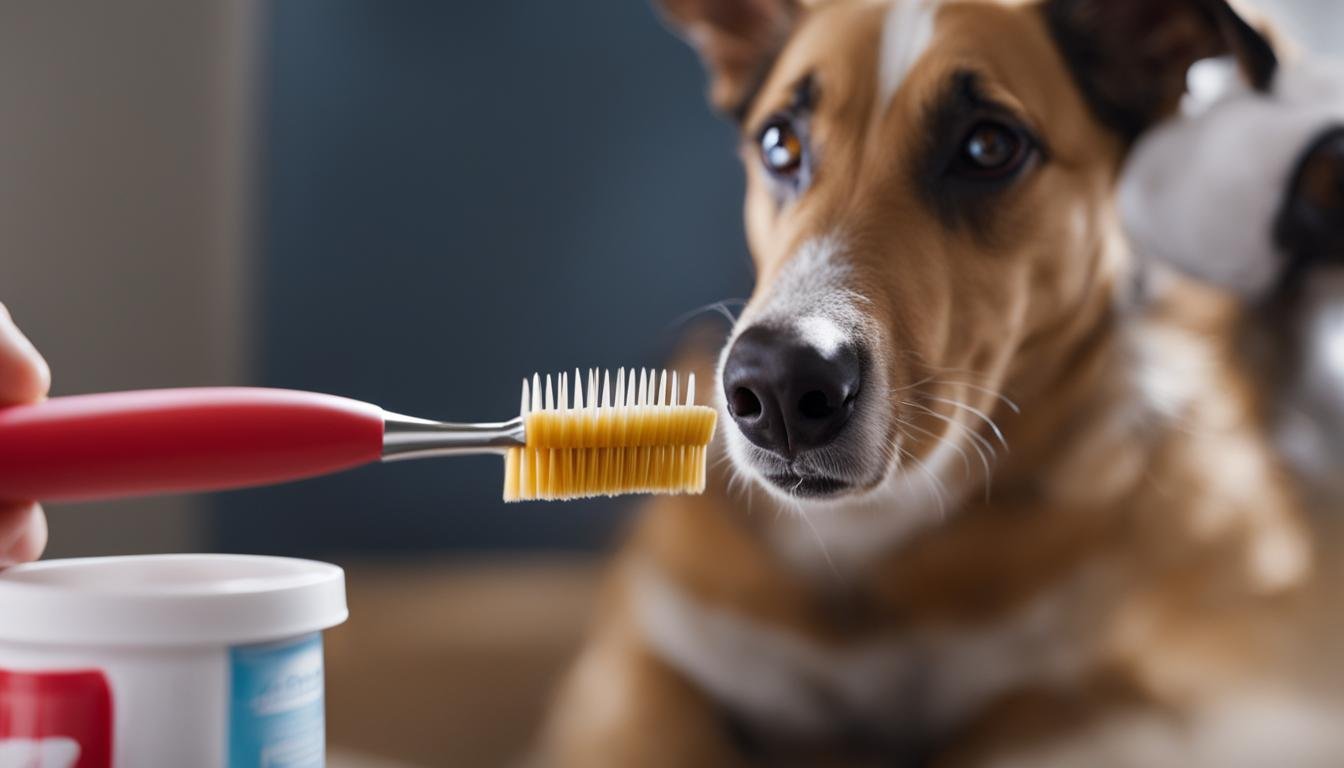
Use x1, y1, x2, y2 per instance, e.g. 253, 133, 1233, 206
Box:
228, 633, 325, 768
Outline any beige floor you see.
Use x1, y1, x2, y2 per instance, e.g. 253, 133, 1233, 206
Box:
326, 559, 602, 767
330, 748, 427, 768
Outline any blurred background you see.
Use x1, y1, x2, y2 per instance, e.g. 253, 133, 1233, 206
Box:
0, 1, 1339, 765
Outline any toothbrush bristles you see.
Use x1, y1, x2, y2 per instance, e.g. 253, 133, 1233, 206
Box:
503, 367, 716, 502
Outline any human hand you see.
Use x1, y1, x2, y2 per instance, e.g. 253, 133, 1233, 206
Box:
0, 303, 51, 566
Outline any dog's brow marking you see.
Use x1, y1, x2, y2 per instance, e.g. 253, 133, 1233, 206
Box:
878, 0, 939, 108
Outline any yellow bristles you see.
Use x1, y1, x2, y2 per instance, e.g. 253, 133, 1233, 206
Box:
503, 368, 717, 502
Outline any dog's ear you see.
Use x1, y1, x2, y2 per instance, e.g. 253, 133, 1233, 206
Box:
1045, 0, 1278, 141
657, 0, 801, 119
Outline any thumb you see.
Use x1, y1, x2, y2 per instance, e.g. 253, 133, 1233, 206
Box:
0, 502, 47, 567
0, 302, 51, 405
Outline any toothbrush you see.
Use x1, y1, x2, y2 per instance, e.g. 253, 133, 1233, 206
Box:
0, 368, 716, 503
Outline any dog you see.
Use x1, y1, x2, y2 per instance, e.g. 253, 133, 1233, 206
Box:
539, 1, 1344, 765
1120, 52, 1344, 504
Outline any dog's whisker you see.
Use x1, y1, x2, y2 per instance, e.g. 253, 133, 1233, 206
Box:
794, 503, 840, 580
889, 350, 1001, 383
668, 298, 747, 330
875, 431, 903, 477
886, 374, 941, 395
927, 396, 1010, 451
896, 443, 947, 519
932, 379, 1021, 415
712, 452, 738, 473
725, 465, 747, 499
902, 400, 996, 468
914, 455, 950, 521
894, 415, 973, 480
901, 399, 996, 501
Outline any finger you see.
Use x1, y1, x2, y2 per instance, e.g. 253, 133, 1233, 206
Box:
0, 501, 47, 567
0, 302, 52, 405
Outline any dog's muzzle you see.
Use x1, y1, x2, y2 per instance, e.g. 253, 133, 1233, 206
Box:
721, 323, 865, 495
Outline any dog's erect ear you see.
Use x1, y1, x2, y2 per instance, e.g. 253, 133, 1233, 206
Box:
1045, 0, 1278, 141
657, 0, 801, 119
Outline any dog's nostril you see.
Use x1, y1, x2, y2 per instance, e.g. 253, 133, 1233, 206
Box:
721, 323, 864, 456
731, 387, 763, 419
797, 390, 834, 420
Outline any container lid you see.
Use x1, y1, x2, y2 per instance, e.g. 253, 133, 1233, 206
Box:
0, 554, 347, 647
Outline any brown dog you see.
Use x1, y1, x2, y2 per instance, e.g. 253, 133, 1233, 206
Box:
539, 1, 1344, 765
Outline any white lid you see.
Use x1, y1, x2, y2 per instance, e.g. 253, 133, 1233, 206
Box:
0, 554, 348, 647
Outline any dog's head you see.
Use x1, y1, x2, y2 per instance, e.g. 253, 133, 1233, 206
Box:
1121, 56, 1344, 299
660, 0, 1277, 505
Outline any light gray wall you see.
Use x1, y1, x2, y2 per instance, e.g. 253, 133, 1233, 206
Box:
1257, 0, 1344, 54
0, 1, 257, 557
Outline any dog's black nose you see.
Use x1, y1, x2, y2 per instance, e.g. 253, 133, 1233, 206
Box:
1278, 127, 1344, 262
722, 324, 862, 457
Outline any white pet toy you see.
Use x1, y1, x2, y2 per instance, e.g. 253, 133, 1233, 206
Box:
1121, 53, 1344, 501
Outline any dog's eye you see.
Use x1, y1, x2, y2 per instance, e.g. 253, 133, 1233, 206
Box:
954, 121, 1030, 178
759, 117, 803, 178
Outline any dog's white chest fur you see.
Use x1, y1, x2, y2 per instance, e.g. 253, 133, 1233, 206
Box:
634, 563, 1100, 741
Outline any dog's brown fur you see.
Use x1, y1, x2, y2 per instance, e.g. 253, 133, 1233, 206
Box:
538, 1, 1339, 765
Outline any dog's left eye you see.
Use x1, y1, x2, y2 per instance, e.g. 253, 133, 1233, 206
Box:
759, 117, 804, 178
953, 121, 1031, 179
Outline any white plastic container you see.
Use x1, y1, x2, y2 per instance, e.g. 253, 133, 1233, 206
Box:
0, 554, 348, 768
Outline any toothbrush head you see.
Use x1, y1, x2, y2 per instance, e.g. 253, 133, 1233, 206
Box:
504, 368, 717, 502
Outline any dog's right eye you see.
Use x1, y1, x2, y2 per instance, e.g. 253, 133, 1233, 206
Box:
952, 121, 1033, 180
759, 117, 803, 178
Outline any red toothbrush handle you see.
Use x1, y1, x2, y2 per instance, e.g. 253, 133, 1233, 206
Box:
0, 388, 386, 502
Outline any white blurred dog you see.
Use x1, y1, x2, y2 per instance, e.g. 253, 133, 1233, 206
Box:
1121, 53, 1344, 503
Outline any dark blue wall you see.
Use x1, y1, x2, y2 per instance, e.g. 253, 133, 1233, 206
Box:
213, 1, 751, 556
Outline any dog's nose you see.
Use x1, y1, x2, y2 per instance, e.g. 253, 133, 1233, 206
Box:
722, 324, 862, 457
1279, 127, 1344, 260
